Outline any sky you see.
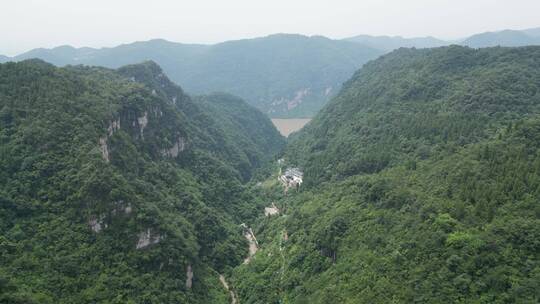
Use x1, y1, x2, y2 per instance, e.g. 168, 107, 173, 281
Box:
1, 0, 540, 56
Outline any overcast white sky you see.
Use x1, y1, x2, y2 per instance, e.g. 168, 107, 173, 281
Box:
1, 0, 539, 56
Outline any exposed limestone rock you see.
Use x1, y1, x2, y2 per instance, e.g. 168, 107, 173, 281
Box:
124, 204, 132, 214
172, 96, 177, 104
161, 137, 186, 158
89, 218, 102, 233
264, 202, 280, 216
185, 264, 194, 289
269, 88, 311, 110
111, 200, 132, 216
150, 106, 163, 117
99, 137, 109, 162
325, 86, 333, 96
137, 111, 148, 138
136, 228, 161, 249
88, 214, 106, 233
288, 88, 310, 110
107, 119, 121, 136
98, 119, 121, 162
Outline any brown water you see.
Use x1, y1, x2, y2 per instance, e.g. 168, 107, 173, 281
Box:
271, 118, 311, 137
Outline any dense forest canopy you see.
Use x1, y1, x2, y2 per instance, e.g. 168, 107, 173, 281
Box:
232, 46, 540, 303
0, 59, 284, 303
2, 36, 540, 304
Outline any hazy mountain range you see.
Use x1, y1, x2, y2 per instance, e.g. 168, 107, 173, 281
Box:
344, 35, 449, 51
0, 35, 383, 118
0, 27, 539, 118
345, 27, 540, 49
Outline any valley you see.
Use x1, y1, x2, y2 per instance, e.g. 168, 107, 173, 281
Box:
2, 23, 540, 304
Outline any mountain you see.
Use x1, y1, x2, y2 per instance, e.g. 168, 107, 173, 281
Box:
0, 55, 8, 63
13, 45, 98, 66
344, 34, 449, 51
0, 59, 284, 303
10, 35, 383, 118
286, 45, 540, 183
345, 28, 540, 51
523, 27, 540, 37
232, 46, 540, 303
461, 29, 540, 48
7, 28, 540, 118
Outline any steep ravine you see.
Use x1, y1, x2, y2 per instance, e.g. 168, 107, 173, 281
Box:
227, 163, 300, 303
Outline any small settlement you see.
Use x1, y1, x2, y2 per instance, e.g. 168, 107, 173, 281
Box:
279, 167, 303, 192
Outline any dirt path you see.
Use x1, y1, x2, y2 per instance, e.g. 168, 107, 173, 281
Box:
219, 275, 238, 304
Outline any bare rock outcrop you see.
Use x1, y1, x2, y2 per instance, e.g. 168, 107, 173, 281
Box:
137, 111, 148, 138
161, 137, 186, 158
88, 214, 107, 233
185, 264, 194, 289
136, 228, 161, 249
99, 119, 121, 162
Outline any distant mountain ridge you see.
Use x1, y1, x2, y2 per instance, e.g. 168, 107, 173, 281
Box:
523, 27, 540, 37
4, 34, 383, 118
461, 29, 540, 48
344, 35, 449, 51
344, 27, 540, 50
3, 27, 539, 118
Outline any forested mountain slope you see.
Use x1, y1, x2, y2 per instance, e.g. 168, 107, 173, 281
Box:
288, 46, 540, 185
232, 46, 540, 303
9, 35, 383, 117
0, 59, 283, 303
195, 93, 285, 173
